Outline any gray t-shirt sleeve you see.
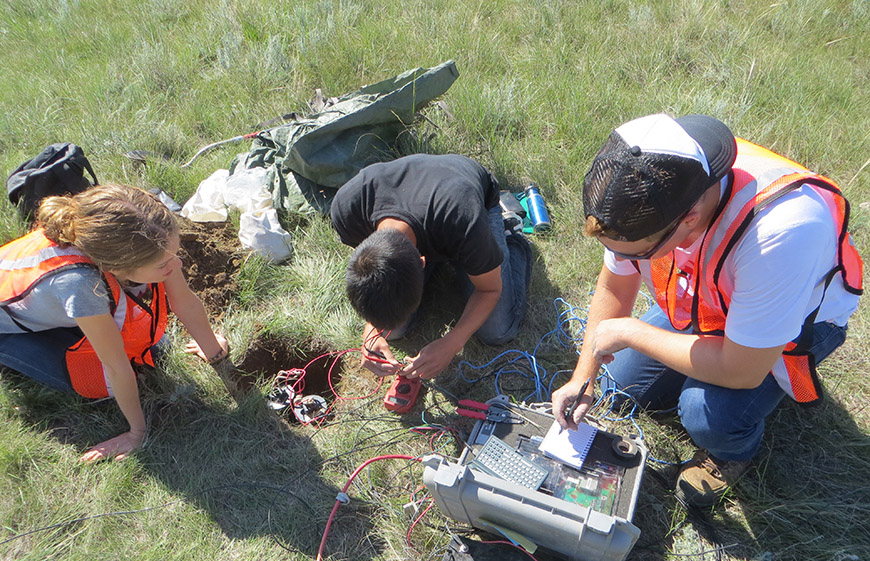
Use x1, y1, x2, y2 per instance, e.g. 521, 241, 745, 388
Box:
44, 267, 112, 318
0, 267, 111, 332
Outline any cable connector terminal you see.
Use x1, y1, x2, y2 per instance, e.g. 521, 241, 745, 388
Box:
402, 501, 419, 518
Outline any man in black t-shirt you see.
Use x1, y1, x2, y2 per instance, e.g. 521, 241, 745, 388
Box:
331, 154, 532, 380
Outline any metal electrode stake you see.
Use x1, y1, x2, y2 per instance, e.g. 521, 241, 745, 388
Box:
524, 183, 551, 232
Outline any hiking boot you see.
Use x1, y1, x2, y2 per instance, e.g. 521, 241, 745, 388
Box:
675, 449, 749, 508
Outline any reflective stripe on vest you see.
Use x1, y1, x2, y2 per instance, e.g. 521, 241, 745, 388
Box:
0, 230, 167, 399
641, 139, 863, 404
0, 230, 94, 309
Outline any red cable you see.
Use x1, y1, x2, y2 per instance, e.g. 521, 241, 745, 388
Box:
406, 498, 434, 548
316, 454, 420, 561
409, 485, 427, 503
272, 347, 385, 429
361, 328, 400, 367
328, 349, 385, 401
410, 425, 461, 453
302, 349, 343, 371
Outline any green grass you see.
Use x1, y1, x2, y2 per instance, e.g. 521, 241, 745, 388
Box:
1, 0, 868, 560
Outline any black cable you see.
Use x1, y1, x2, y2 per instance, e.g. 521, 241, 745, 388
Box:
0, 501, 183, 546
0, 482, 307, 547
265, 481, 324, 554
320, 425, 413, 465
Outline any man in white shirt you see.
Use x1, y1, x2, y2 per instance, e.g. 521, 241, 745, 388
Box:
552, 113, 862, 507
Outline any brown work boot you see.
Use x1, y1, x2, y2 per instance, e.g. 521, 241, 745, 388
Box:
675, 449, 749, 508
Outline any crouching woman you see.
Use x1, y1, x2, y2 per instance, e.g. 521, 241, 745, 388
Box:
0, 184, 228, 462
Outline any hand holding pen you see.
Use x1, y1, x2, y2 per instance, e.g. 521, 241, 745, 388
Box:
559, 377, 591, 433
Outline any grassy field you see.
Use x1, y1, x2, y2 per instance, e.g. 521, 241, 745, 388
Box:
1, 0, 868, 560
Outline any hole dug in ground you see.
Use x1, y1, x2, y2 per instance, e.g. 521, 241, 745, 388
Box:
174, 218, 350, 421
234, 336, 344, 422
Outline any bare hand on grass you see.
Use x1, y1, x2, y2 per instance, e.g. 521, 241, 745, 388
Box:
79, 430, 144, 463
185, 333, 229, 363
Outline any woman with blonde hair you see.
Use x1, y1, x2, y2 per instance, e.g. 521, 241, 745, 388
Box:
0, 184, 228, 462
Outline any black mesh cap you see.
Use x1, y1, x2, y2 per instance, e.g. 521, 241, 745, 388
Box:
583, 114, 736, 241
675, 114, 738, 183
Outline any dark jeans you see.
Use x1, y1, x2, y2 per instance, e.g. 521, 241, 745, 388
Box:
458, 206, 532, 345
0, 328, 167, 396
0, 327, 82, 393
600, 305, 847, 461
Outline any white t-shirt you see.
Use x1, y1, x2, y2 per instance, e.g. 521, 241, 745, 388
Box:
604, 183, 860, 349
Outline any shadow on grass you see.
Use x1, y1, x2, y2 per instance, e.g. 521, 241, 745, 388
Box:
601, 379, 870, 560
14, 241, 867, 559
736, 393, 870, 560
0, 367, 383, 560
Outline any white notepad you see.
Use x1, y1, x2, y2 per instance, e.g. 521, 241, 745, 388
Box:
538, 420, 598, 469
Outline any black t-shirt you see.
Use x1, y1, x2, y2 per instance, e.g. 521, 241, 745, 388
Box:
330, 154, 503, 276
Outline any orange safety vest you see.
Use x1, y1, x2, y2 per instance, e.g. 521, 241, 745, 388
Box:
0, 229, 168, 399
637, 139, 863, 405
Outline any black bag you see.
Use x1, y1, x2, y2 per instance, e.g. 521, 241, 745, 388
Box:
6, 142, 98, 221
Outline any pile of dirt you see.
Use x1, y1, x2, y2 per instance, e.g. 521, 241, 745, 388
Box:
177, 218, 244, 317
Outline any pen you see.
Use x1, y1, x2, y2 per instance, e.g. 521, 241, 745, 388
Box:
560, 377, 591, 433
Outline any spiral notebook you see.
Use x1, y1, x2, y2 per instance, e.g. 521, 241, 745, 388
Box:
537, 421, 598, 469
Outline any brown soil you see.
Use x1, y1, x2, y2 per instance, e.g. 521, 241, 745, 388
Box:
236, 335, 343, 397
175, 219, 344, 404
177, 218, 244, 317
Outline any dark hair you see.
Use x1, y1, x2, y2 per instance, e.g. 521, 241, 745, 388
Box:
345, 229, 424, 330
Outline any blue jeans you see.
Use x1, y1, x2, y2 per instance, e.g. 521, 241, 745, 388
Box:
0, 328, 167, 396
0, 327, 82, 393
600, 305, 847, 461
456, 206, 532, 345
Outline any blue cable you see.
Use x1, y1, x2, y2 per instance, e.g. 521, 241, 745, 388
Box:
455, 296, 687, 466
456, 298, 590, 402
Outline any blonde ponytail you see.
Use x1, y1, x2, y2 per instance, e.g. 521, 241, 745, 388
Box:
35, 184, 179, 272
38, 195, 80, 245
